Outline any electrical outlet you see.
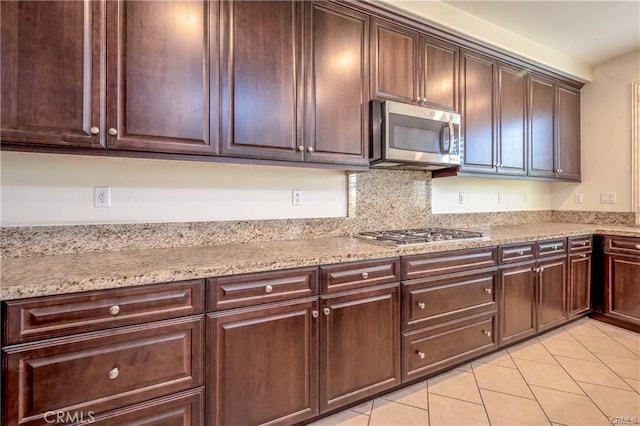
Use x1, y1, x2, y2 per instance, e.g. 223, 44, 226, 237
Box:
458, 192, 465, 205
292, 189, 302, 206
497, 192, 504, 204
94, 186, 111, 207
600, 192, 617, 204
574, 192, 584, 204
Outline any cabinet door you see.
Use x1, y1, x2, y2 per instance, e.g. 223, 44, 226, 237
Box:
370, 19, 418, 103
460, 50, 496, 173
528, 74, 555, 177
1, 1, 104, 148
556, 85, 581, 180
320, 283, 400, 412
419, 35, 458, 111
220, 1, 303, 161
497, 64, 526, 176
106, 0, 217, 154
305, 2, 369, 166
568, 253, 591, 318
208, 299, 318, 426
537, 257, 567, 332
499, 263, 536, 346
605, 254, 640, 325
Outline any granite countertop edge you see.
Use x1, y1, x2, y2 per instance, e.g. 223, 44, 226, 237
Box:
2, 223, 638, 301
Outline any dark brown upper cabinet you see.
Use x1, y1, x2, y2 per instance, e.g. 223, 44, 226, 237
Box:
496, 63, 527, 176
304, 2, 369, 167
556, 85, 581, 180
528, 76, 581, 181
0, 1, 105, 148
107, 0, 218, 154
459, 50, 497, 174
220, 1, 304, 161
371, 19, 458, 111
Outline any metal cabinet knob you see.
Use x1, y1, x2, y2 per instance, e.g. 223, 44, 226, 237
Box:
108, 128, 118, 136
361, 272, 369, 279
298, 146, 304, 152
483, 330, 492, 337
312, 310, 319, 318
109, 305, 120, 316
108, 368, 119, 380
552, 245, 558, 250
417, 302, 426, 310
90, 127, 100, 135
517, 250, 524, 256
484, 288, 492, 294
415, 97, 421, 102
416, 350, 426, 359
307, 146, 314, 152
580, 241, 587, 246
323, 307, 330, 316
265, 285, 273, 294
422, 97, 427, 103
635, 244, 640, 249
580, 253, 587, 258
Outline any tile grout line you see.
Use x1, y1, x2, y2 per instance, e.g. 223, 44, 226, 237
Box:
470, 359, 495, 425
427, 390, 485, 407
504, 345, 555, 426
425, 379, 432, 426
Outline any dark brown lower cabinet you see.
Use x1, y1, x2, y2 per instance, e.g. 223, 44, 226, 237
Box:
403, 312, 497, 381
499, 263, 536, 346
604, 253, 640, 326
319, 283, 400, 412
3, 316, 203, 426
537, 256, 567, 332
568, 252, 591, 318
207, 298, 318, 426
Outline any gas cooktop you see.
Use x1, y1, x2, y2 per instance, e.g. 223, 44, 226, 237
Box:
357, 227, 485, 246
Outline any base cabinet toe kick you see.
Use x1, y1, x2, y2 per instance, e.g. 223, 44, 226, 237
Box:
5, 233, 630, 425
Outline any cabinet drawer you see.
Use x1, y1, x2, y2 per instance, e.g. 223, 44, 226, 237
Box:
568, 235, 592, 252
537, 238, 567, 257
3, 279, 204, 345
71, 388, 204, 426
605, 236, 640, 256
402, 269, 497, 331
498, 243, 535, 264
207, 267, 318, 310
3, 316, 203, 426
320, 258, 400, 293
402, 247, 497, 280
402, 312, 497, 381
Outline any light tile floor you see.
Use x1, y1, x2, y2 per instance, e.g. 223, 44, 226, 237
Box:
309, 318, 640, 426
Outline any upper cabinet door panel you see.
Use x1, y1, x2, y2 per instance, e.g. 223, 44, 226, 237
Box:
305, 2, 369, 166
0, 1, 104, 148
107, 0, 216, 154
420, 36, 458, 112
528, 75, 555, 177
460, 50, 496, 172
220, 1, 303, 161
371, 19, 417, 103
497, 64, 526, 175
557, 85, 581, 180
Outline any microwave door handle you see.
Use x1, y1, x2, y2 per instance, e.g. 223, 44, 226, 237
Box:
448, 121, 455, 154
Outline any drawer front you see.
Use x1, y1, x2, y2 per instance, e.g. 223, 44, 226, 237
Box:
3, 316, 203, 426
402, 247, 497, 280
321, 258, 400, 293
498, 243, 535, 264
605, 236, 640, 256
537, 238, 567, 257
402, 269, 497, 331
207, 267, 318, 310
3, 280, 205, 345
70, 388, 204, 426
568, 235, 592, 252
402, 312, 497, 381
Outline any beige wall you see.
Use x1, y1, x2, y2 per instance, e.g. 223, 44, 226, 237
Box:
0, 152, 348, 226
552, 51, 640, 213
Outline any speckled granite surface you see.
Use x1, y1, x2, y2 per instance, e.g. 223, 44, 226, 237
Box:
2, 223, 638, 301
550, 211, 636, 226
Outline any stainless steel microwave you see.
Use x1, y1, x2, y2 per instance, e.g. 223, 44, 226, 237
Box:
370, 100, 462, 170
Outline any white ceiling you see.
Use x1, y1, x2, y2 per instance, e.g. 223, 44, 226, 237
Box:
442, 1, 640, 66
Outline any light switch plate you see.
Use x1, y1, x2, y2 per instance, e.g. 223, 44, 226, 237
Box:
600, 192, 617, 204
574, 192, 584, 204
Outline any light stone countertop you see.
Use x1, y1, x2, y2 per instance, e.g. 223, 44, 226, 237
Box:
2, 223, 639, 301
